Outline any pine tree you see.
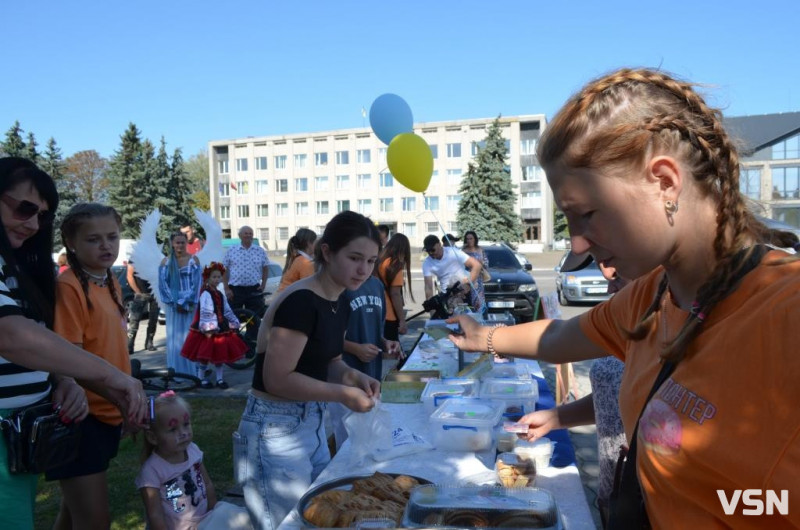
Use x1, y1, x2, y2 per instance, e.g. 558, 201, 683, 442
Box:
108, 123, 148, 238
553, 207, 569, 241
40, 138, 75, 248
2, 121, 27, 157
150, 138, 177, 241
170, 148, 195, 226
456, 118, 521, 244
24, 132, 40, 164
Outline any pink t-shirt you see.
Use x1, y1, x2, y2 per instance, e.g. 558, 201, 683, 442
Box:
135, 443, 210, 530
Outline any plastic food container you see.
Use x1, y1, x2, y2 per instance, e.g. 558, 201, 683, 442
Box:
420, 379, 478, 414
486, 363, 531, 380
495, 452, 536, 487
514, 437, 554, 470
402, 484, 559, 528
479, 378, 539, 420
428, 398, 504, 452
494, 424, 518, 453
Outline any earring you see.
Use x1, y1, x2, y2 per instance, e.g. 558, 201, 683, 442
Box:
665, 200, 679, 214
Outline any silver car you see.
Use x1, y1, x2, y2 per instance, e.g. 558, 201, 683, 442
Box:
555, 252, 610, 305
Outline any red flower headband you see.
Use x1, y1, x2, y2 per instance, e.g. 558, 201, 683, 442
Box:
202, 261, 226, 280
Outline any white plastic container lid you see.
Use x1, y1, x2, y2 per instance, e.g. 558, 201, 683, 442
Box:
421, 379, 477, 406
486, 363, 531, 380
429, 398, 504, 428
479, 378, 539, 402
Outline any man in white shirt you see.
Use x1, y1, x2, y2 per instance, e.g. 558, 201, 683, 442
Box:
422, 234, 482, 315
223, 226, 270, 314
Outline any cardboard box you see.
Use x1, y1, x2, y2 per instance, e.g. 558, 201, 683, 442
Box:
381, 370, 441, 403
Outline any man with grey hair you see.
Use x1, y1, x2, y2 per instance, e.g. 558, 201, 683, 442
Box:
223, 225, 270, 314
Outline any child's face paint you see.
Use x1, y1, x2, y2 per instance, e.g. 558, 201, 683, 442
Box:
152, 402, 193, 461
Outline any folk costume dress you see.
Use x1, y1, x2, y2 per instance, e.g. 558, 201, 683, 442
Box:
159, 257, 202, 375
181, 287, 248, 365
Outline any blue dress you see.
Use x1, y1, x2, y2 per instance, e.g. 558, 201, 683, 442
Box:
464, 248, 488, 313
158, 258, 201, 374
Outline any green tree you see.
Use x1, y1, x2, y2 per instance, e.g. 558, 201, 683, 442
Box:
108, 123, 148, 237
24, 131, 39, 164
150, 138, 178, 240
40, 138, 75, 248
65, 150, 109, 202
2, 121, 26, 157
184, 150, 210, 211
553, 207, 569, 241
170, 148, 195, 225
456, 117, 521, 243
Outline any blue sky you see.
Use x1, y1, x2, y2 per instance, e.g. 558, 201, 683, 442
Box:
3, 1, 798, 159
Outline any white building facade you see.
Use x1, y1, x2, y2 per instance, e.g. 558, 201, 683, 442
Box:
208, 115, 551, 251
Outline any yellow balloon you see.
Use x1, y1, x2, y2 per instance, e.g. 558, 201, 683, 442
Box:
386, 133, 433, 193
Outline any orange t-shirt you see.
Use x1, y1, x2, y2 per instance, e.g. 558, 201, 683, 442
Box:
277, 255, 314, 292
579, 250, 800, 529
378, 258, 405, 322
55, 271, 130, 426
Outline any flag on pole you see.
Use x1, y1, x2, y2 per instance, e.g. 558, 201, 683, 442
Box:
230, 181, 237, 191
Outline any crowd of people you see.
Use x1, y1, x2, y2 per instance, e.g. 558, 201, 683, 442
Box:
2, 66, 798, 530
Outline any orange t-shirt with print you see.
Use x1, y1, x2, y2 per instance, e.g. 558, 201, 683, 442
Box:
579, 250, 800, 529
278, 255, 314, 292
55, 271, 130, 426
378, 258, 405, 322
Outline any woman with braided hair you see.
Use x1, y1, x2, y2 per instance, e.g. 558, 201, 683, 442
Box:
449, 68, 800, 528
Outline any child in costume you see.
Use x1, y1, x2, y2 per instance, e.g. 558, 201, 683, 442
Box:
181, 262, 248, 389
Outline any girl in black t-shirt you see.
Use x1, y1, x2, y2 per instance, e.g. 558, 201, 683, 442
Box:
234, 211, 382, 530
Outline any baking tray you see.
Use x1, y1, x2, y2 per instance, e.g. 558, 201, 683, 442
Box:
297, 472, 433, 528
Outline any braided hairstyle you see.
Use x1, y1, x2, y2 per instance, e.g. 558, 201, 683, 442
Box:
60, 203, 125, 316
538, 68, 795, 362
283, 228, 316, 271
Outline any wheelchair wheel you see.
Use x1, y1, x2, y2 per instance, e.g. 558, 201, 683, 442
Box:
226, 308, 259, 370
137, 367, 201, 392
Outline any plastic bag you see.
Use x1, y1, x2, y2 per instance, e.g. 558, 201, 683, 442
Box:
343, 401, 432, 465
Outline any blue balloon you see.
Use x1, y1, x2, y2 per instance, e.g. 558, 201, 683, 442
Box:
369, 93, 414, 145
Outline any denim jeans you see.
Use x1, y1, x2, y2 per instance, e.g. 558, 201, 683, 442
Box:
233, 394, 330, 530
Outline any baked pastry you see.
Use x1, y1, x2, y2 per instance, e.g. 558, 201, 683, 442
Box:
302, 499, 340, 527
342, 492, 385, 511
443, 509, 490, 527
371, 482, 408, 504
351, 472, 395, 495
311, 489, 353, 505
393, 474, 420, 492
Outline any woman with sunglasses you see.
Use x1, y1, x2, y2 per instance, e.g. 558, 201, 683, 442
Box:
0, 157, 147, 529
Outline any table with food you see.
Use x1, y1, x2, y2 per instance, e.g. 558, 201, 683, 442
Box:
278, 317, 596, 529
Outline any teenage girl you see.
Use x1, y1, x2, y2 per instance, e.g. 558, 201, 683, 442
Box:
277, 227, 316, 292
181, 262, 249, 389
376, 233, 415, 340
47, 203, 133, 529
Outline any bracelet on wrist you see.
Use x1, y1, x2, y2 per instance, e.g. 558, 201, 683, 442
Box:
487, 324, 506, 356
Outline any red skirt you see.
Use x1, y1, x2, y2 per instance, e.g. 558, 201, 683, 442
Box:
181, 329, 248, 364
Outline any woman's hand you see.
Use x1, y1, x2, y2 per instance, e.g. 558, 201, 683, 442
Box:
398, 321, 408, 335
352, 343, 381, 363
340, 386, 376, 413
52, 377, 89, 423
101, 370, 148, 426
383, 340, 403, 359
446, 315, 490, 352
517, 408, 560, 441
342, 369, 381, 399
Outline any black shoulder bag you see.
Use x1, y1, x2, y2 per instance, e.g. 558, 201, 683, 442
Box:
607, 245, 768, 529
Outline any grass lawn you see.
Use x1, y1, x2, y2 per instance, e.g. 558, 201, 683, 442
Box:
34, 396, 246, 530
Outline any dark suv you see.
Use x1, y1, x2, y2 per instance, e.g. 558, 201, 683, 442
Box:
481, 244, 540, 322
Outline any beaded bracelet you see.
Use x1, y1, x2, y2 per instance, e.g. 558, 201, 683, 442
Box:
487, 324, 506, 356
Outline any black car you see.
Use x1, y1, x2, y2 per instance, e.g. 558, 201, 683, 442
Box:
481, 244, 540, 323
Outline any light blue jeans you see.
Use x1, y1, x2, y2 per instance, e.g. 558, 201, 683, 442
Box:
233, 394, 330, 530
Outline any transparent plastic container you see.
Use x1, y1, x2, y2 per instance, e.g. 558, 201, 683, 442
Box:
495, 452, 536, 488
403, 484, 559, 528
428, 398, 504, 452
420, 379, 478, 414
486, 363, 530, 380
495, 424, 518, 453
479, 378, 539, 420
514, 437, 554, 470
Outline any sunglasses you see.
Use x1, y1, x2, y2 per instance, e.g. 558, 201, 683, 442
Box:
1, 194, 55, 226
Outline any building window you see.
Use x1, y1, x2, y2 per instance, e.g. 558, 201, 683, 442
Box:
521, 191, 542, 208
773, 134, 800, 160
337, 200, 350, 212
429, 170, 439, 185
357, 173, 371, 188
429, 144, 438, 159
218, 159, 229, 174
296, 202, 309, 215
259, 228, 269, 241
236, 181, 248, 194
772, 166, 800, 199
446, 143, 461, 158
336, 175, 350, 189
520, 138, 537, 155
276, 203, 288, 216
257, 204, 269, 217
447, 169, 462, 185
315, 152, 328, 166
402, 222, 417, 236
237, 205, 250, 217
402, 196, 416, 211
274, 155, 287, 169
294, 154, 307, 168
425, 196, 439, 210
255, 179, 269, 194
336, 151, 349, 165
447, 194, 461, 209
357, 149, 371, 163
522, 165, 542, 182
448, 222, 458, 233
295, 178, 308, 192
278, 227, 289, 240
275, 179, 288, 193
218, 182, 230, 197
220, 205, 230, 219
316, 201, 329, 215
379, 198, 393, 212
255, 156, 268, 170
425, 222, 438, 233
378, 147, 387, 161
379, 172, 393, 187
315, 176, 329, 191
739, 168, 761, 200
236, 158, 248, 172
471, 141, 486, 156
357, 199, 372, 214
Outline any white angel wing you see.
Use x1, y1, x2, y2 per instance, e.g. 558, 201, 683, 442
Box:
130, 209, 166, 309
194, 208, 225, 267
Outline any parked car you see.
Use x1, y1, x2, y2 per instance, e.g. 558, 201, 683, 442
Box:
481, 243, 540, 322
555, 252, 610, 305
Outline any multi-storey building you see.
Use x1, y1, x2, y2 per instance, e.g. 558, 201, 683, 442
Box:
208, 115, 550, 251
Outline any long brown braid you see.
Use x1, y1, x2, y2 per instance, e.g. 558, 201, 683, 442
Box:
539, 68, 796, 362
60, 203, 126, 317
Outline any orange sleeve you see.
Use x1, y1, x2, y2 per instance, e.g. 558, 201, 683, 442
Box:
54, 273, 87, 344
